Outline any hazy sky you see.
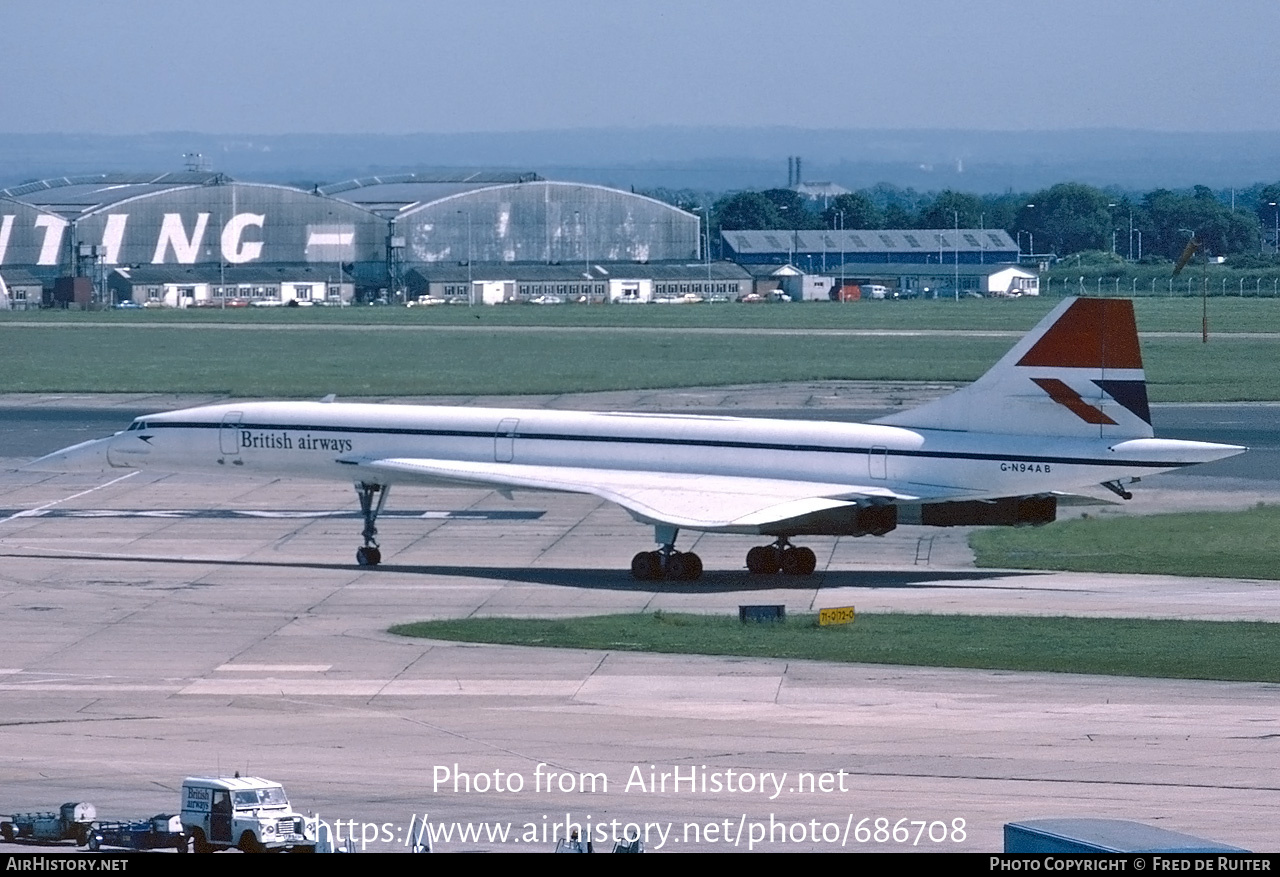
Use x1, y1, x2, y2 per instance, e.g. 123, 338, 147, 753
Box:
3, 0, 1277, 134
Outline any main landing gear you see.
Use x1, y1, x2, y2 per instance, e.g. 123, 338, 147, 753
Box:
354, 481, 390, 567
628, 529, 820, 581
746, 538, 817, 576
631, 525, 703, 582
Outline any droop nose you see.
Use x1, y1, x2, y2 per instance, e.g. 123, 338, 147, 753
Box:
24, 435, 127, 472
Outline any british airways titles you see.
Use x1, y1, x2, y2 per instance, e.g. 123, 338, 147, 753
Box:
240, 431, 354, 454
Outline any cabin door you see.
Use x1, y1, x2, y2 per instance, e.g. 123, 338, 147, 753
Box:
219, 412, 243, 457
869, 446, 888, 480
495, 418, 519, 463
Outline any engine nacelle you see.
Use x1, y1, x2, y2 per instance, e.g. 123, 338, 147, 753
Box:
763, 502, 898, 537
904, 495, 1057, 528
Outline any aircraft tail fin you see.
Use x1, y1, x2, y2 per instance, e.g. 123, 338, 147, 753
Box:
875, 297, 1154, 439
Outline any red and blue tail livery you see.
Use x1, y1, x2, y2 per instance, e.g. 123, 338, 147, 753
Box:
879, 297, 1153, 439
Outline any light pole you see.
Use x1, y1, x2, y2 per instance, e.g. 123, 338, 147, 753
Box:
953, 210, 959, 302
1270, 202, 1278, 255
327, 210, 342, 306
699, 206, 713, 296
836, 210, 845, 301
777, 205, 792, 264
1022, 203, 1036, 264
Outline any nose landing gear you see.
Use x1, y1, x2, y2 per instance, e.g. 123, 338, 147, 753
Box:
354, 481, 389, 567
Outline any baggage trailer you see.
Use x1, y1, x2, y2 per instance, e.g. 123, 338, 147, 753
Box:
87, 815, 186, 852
1, 803, 96, 847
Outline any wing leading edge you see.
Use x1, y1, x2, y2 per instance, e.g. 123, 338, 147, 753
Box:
346, 457, 959, 534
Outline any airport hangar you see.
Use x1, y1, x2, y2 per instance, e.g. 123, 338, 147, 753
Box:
722, 229, 1035, 299
0, 172, 1032, 307
0, 171, 705, 307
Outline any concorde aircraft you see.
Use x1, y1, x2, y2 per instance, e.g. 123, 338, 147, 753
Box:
30, 297, 1243, 581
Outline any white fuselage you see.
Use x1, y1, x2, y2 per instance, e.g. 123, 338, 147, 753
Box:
97, 400, 1221, 505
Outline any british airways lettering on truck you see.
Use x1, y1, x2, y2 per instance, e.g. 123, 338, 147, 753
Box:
31, 298, 1244, 581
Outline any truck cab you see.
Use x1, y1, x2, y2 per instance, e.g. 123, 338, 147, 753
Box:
180, 776, 317, 853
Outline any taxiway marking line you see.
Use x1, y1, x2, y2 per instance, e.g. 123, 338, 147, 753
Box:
0, 471, 139, 526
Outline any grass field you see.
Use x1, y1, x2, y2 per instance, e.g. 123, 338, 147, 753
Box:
7, 294, 1280, 331
971, 505, 1280, 580
4, 298, 1279, 399
390, 612, 1280, 682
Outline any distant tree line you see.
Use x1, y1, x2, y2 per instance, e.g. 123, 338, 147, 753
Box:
643, 181, 1280, 264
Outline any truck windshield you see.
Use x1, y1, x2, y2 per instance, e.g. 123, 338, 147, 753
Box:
232, 788, 289, 808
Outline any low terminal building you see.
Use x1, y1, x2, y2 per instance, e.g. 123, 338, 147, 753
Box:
406, 261, 749, 304
107, 265, 355, 308
0, 268, 46, 310
837, 263, 1038, 298
755, 262, 1039, 300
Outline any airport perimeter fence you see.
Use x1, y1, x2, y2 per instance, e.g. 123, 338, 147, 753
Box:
1041, 274, 1280, 298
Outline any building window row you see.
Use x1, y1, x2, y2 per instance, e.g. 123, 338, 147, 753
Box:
514, 283, 606, 298
653, 282, 739, 295
211, 285, 280, 298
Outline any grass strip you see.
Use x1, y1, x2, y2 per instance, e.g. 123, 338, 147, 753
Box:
2, 324, 1277, 401
390, 612, 1280, 682
971, 505, 1280, 580
7, 296, 1280, 332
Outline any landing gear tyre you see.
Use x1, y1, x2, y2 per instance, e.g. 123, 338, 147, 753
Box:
746, 545, 779, 575
356, 546, 382, 566
190, 828, 212, 854
631, 551, 661, 581
782, 547, 817, 576
669, 551, 702, 581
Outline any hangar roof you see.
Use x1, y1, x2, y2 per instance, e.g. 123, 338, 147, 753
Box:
723, 228, 1018, 255
321, 171, 543, 216
3, 172, 233, 217
828, 263, 1023, 278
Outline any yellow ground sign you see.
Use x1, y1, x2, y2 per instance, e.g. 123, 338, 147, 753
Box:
818, 606, 855, 626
